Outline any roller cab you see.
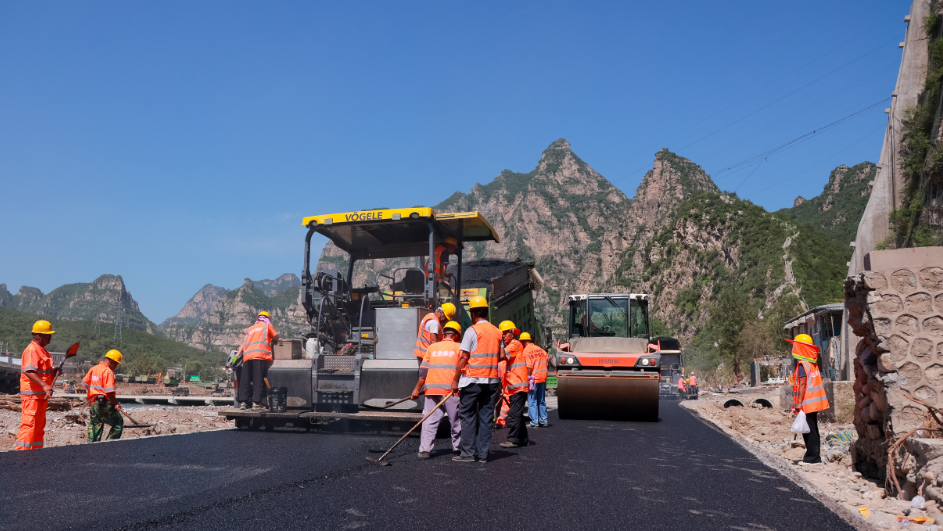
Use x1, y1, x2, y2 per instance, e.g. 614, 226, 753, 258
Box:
557, 294, 660, 422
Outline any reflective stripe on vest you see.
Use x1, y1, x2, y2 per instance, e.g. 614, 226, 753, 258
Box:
421, 340, 460, 396
466, 322, 502, 379
414, 313, 438, 358
504, 340, 528, 394
242, 323, 276, 361
15, 441, 44, 449
84, 361, 117, 403
524, 344, 549, 383
792, 360, 829, 413
20, 341, 54, 394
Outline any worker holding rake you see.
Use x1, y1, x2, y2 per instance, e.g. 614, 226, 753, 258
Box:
410, 320, 463, 459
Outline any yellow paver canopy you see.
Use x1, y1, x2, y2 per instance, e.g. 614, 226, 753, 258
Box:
302, 208, 499, 260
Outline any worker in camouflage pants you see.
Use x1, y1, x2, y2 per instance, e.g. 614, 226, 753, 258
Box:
88, 399, 123, 442
83, 350, 125, 442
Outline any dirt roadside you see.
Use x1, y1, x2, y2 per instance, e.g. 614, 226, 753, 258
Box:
1, 398, 232, 452
683, 391, 941, 530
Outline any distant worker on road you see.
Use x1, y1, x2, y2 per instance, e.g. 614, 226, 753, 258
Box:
498, 321, 529, 449
16, 320, 59, 450
787, 334, 829, 464
451, 296, 507, 463
236, 311, 279, 410
677, 376, 686, 399
688, 371, 698, 397
83, 350, 124, 442
414, 303, 456, 360
522, 333, 549, 428
410, 321, 463, 459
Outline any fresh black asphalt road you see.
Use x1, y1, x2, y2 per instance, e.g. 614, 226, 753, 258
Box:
0, 398, 854, 531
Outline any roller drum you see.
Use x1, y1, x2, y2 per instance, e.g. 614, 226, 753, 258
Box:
557, 374, 659, 422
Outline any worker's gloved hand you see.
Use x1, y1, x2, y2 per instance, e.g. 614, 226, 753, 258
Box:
529, 376, 535, 391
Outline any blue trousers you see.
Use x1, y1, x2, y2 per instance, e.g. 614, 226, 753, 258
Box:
528, 382, 547, 426
458, 383, 500, 459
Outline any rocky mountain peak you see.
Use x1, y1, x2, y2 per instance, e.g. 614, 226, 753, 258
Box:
630, 149, 719, 225
794, 196, 807, 207
0, 274, 156, 334
158, 284, 229, 330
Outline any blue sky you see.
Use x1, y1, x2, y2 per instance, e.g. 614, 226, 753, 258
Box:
0, 1, 911, 322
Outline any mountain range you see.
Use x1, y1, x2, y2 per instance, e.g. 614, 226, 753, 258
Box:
1, 140, 871, 354
318, 139, 865, 344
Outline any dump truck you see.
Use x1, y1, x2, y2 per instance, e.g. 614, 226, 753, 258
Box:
221, 207, 545, 430
555, 293, 660, 422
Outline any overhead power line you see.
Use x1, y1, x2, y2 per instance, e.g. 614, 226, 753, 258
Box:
711, 97, 891, 176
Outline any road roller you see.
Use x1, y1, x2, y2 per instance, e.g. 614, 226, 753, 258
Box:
556, 293, 660, 422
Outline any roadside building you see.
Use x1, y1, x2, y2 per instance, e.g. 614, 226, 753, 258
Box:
783, 303, 846, 381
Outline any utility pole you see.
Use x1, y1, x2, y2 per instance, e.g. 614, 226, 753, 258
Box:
113, 294, 123, 343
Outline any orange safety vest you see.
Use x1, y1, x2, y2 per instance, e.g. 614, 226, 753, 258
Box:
414, 313, 439, 359
677, 378, 686, 390
420, 340, 460, 396
792, 361, 829, 413
20, 340, 54, 397
504, 340, 528, 394
83, 361, 117, 403
689, 375, 697, 386
241, 321, 278, 361
466, 321, 502, 379
524, 343, 548, 384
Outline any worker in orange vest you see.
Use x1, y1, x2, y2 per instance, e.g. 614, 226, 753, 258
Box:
16, 320, 60, 450
787, 334, 829, 464
410, 320, 463, 459
236, 311, 279, 409
423, 237, 459, 282
451, 296, 508, 463
677, 376, 686, 399
83, 350, 124, 442
688, 371, 698, 397
522, 333, 549, 428
414, 302, 456, 360
498, 320, 530, 449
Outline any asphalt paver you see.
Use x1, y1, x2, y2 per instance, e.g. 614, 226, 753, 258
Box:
0, 399, 855, 531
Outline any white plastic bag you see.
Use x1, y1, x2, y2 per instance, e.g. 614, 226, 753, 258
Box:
791, 411, 810, 434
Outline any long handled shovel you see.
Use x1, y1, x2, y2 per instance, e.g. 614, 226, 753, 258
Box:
118, 407, 153, 428
366, 393, 452, 466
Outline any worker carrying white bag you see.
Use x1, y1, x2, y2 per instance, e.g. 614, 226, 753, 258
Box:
790, 411, 810, 434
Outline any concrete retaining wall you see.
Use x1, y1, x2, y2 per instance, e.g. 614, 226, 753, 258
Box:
846, 254, 943, 491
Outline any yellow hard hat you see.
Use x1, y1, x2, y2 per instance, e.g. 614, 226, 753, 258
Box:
690, 371, 695, 375
31, 320, 55, 335
468, 296, 488, 311
444, 237, 458, 247
258, 311, 270, 318
439, 302, 456, 320
443, 321, 462, 335
793, 334, 813, 345
105, 350, 123, 364
519, 332, 532, 341
499, 320, 520, 335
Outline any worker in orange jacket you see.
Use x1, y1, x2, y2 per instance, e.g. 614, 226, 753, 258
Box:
236, 311, 279, 409
498, 320, 529, 449
424, 237, 459, 282
17, 320, 60, 450
788, 334, 829, 464
83, 350, 124, 442
677, 376, 686, 399
688, 371, 698, 397
451, 296, 508, 463
522, 333, 549, 427
414, 303, 456, 360
410, 321, 463, 459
